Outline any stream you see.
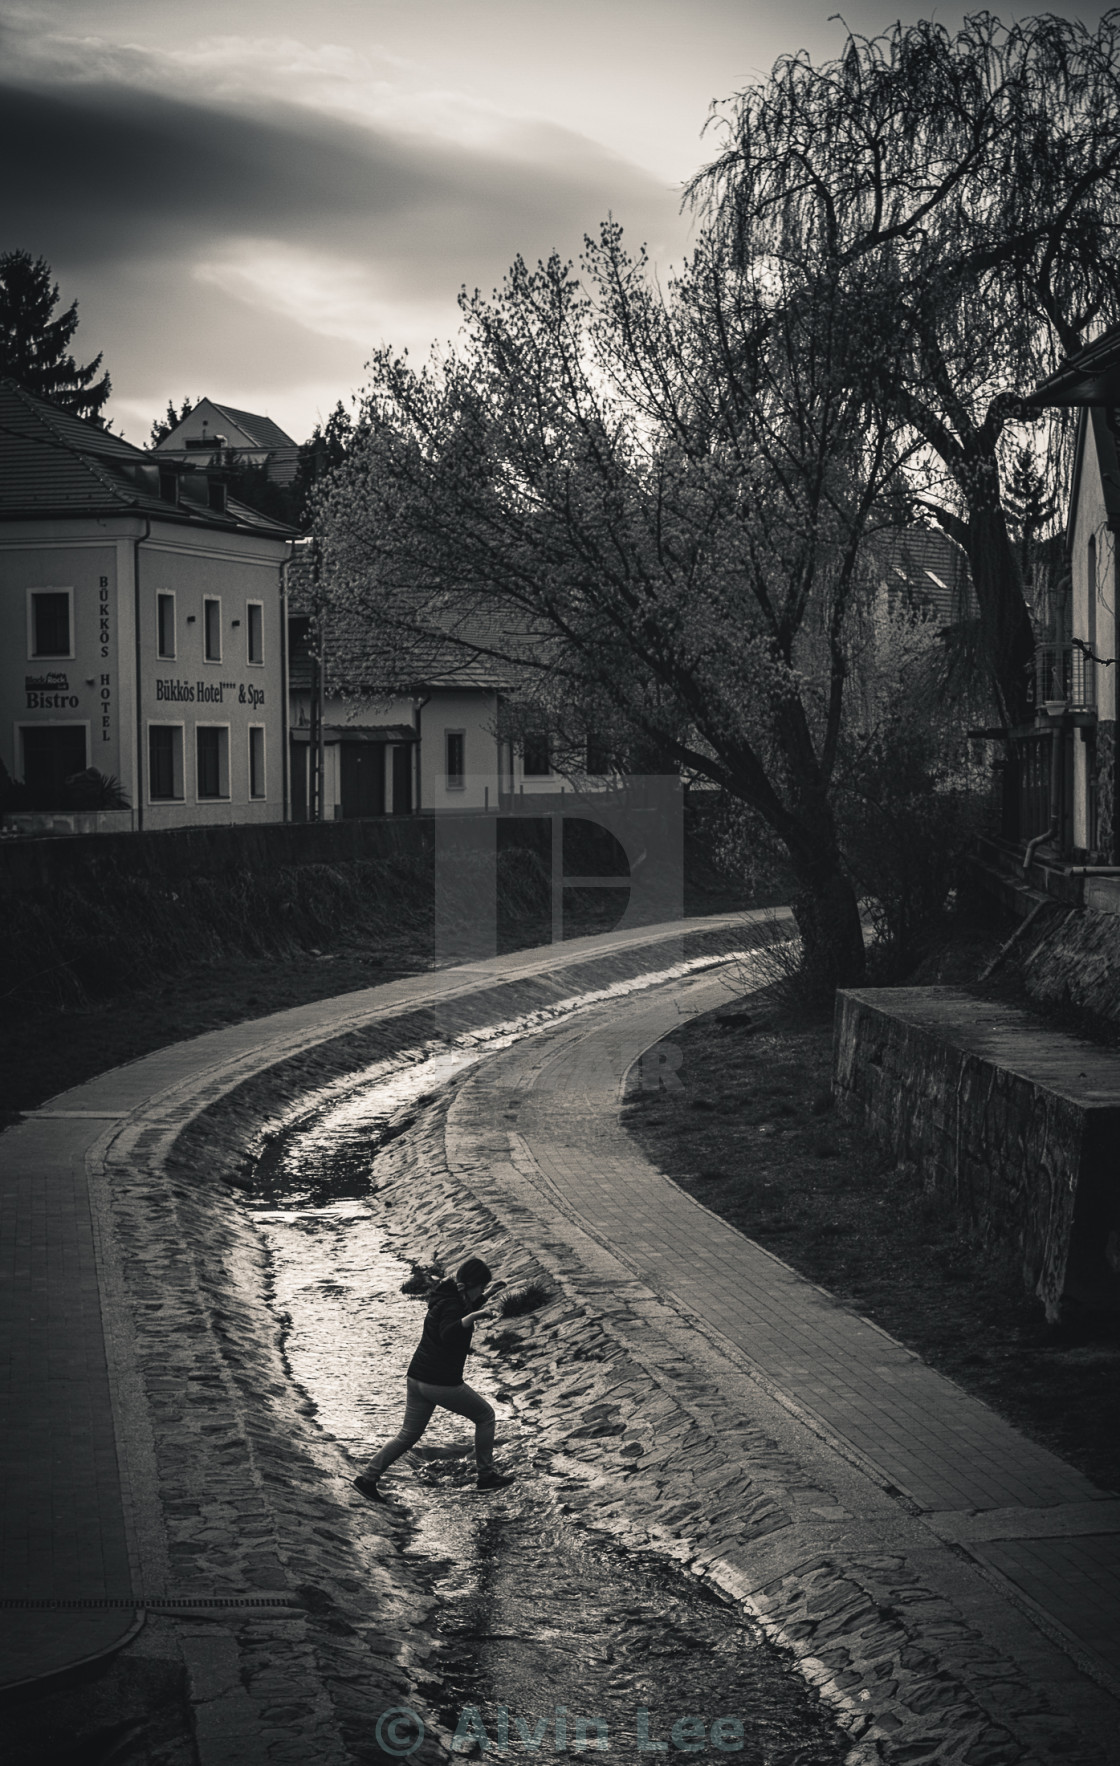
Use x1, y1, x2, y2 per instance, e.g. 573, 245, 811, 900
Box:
247, 973, 850, 1765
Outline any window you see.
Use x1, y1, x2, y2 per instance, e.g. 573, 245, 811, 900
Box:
445, 730, 465, 789
20, 725, 86, 797
522, 731, 551, 776
585, 733, 611, 775
249, 725, 266, 799
157, 593, 176, 659
149, 724, 184, 800
158, 468, 179, 505
30, 590, 72, 657
196, 725, 229, 799
203, 597, 221, 661
247, 602, 264, 665
207, 475, 227, 513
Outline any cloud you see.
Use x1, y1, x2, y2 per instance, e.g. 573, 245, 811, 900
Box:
0, 38, 685, 439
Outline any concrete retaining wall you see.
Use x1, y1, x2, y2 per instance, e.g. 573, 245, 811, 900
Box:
0, 812, 436, 895
833, 986, 1120, 1318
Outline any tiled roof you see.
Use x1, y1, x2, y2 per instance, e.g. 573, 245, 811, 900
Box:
0, 380, 297, 537
287, 553, 507, 690
868, 526, 976, 626
208, 403, 297, 451
291, 724, 418, 743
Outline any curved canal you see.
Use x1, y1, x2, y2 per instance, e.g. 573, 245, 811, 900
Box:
247, 978, 850, 1764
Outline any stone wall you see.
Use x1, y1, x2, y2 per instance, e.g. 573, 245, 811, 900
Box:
1094, 719, 1117, 864
1017, 898, 1120, 1026
833, 987, 1120, 1318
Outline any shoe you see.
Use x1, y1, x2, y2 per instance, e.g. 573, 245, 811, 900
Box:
476, 1470, 514, 1492
352, 1475, 390, 1503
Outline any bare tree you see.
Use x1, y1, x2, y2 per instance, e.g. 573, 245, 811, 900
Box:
317, 225, 912, 994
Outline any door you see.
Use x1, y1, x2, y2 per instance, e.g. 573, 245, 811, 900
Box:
391, 743, 413, 815
338, 742, 385, 819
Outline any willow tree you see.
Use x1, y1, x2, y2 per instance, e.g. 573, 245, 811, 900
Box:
317, 224, 912, 994
688, 13, 1120, 728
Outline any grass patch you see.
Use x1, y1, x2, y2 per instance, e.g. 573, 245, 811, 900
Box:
621, 988, 1120, 1495
499, 1281, 551, 1319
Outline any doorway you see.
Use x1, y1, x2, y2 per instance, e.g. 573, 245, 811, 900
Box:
339, 742, 386, 819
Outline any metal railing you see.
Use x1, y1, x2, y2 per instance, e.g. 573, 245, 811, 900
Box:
1034, 642, 1095, 710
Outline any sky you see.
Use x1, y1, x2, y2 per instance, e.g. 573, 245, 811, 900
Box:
1, 0, 1112, 445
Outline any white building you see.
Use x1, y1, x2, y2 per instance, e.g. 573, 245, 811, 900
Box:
0, 379, 295, 832
1029, 330, 1120, 862
287, 580, 591, 820
154, 398, 300, 484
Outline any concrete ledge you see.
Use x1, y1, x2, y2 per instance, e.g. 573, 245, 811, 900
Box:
833, 986, 1120, 1318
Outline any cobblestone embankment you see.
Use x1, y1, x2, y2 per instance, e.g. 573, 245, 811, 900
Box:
96, 930, 756, 1763
359, 1078, 1110, 1766
111, 927, 1114, 1766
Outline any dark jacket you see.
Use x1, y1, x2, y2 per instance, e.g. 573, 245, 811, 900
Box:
407, 1280, 475, 1386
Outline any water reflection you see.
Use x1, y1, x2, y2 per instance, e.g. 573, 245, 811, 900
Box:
250, 947, 765, 1209
250, 957, 847, 1765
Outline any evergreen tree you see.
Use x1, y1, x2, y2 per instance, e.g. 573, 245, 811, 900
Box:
0, 250, 112, 423
149, 396, 195, 448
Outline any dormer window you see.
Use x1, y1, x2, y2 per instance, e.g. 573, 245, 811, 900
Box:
158, 467, 179, 505
207, 475, 227, 513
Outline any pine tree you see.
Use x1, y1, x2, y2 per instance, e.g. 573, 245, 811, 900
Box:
149, 397, 195, 448
0, 250, 111, 423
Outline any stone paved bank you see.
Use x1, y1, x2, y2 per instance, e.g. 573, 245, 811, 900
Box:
361, 1056, 1115, 1763
86, 924, 1118, 1766
82, 924, 758, 1763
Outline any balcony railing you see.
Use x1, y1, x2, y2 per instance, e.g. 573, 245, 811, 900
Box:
1034, 642, 1096, 711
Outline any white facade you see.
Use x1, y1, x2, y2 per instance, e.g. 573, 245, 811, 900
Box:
1, 514, 290, 830
1064, 408, 1119, 855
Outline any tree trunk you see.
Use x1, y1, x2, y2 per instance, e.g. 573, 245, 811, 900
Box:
787, 850, 867, 1005
962, 453, 1037, 730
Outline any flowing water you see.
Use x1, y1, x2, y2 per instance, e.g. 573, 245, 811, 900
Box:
248, 975, 849, 1765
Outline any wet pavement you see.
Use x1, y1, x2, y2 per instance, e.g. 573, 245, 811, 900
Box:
251, 1080, 849, 1766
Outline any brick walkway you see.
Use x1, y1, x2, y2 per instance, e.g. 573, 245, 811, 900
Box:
443, 968, 1120, 1746
0, 914, 749, 1694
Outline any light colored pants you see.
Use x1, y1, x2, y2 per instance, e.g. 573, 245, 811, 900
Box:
363, 1376, 496, 1478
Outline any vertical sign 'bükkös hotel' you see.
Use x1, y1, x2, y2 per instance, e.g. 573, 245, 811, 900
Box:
0, 380, 295, 829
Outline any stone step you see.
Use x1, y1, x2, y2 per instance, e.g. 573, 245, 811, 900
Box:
834, 985, 1120, 1318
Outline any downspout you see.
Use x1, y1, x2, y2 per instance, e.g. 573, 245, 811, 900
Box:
133, 518, 151, 831
280, 545, 292, 822
414, 694, 429, 813
1023, 717, 1064, 873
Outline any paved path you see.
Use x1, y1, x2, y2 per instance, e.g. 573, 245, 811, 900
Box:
442, 968, 1120, 1754
0, 914, 751, 1694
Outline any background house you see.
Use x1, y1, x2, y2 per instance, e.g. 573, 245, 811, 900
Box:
0, 379, 295, 833
287, 547, 611, 819
1027, 329, 1120, 863
868, 525, 976, 628
154, 399, 301, 485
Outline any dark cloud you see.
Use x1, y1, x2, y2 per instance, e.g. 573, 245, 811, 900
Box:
0, 78, 679, 290
0, 65, 682, 435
